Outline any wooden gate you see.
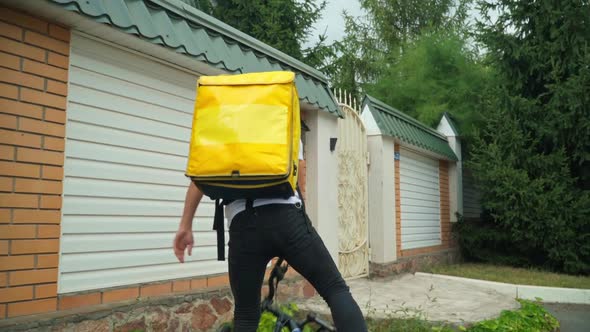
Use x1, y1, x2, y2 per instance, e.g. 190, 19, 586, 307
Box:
335, 91, 369, 279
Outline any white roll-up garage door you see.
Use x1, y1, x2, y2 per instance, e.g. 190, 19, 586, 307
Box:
399, 148, 441, 250
59, 34, 225, 294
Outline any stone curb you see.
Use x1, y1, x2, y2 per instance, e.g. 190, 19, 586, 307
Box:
415, 272, 590, 304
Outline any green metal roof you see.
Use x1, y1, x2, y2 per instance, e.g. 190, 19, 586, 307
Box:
362, 95, 458, 160
48, 0, 341, 116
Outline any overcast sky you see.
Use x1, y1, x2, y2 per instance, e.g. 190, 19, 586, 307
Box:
303, 0, 361, 48
303, 0, 489, 48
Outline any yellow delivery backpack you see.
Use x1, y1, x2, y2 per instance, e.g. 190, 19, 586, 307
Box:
186, 71, 301, 260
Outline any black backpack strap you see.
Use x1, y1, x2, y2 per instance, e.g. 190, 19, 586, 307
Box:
213, 198, 255, 261
213, 199, 225, 261
246, 198, 254, 211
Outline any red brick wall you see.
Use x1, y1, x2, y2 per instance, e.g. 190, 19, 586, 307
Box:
395, 145, 454, 258
0, 276, 318, 332
54, 274, 230, 311
0, 7, 69, 319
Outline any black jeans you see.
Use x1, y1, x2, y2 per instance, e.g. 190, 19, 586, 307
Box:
228, 203, 367, 332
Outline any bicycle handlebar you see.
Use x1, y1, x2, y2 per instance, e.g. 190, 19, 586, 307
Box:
303, 312, 336, 331
261, 301, 335, 332
263, 258, 336, 331
265, 258, 288, 305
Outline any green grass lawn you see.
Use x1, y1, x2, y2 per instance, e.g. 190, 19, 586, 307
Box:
422, 263, 590, 289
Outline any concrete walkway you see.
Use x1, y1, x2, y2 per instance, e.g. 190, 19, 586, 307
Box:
296, 273, 520, 324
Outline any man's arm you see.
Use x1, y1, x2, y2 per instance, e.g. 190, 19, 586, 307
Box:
179, 181, 203, 231
174, 181, 204, 263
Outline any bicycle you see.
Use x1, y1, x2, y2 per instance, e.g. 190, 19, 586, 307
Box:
217, 257, 336, 332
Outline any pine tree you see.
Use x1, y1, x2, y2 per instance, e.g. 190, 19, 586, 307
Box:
468, 0, 590, 273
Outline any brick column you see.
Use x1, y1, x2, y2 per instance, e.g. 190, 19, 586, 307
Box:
299, 111, 307, 199
0, 7, 69, 319
394, 144, 401, 258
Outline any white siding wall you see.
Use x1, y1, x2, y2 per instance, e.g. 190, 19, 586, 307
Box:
305, 109, 339, 264
437, 116, 463, 222
367, 135, 396, 263
360, 105, 381, 135
59, 34, 225, 294
399, 148, 441, 249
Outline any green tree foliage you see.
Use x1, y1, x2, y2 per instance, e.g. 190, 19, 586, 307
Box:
465, 0, 590, 274
365, 30, 490, 138
360, 0, 470, 53
323, 13, 382, 98
327, 0, 471, 96
325, 0, 483, 139
183, 0, 331, 69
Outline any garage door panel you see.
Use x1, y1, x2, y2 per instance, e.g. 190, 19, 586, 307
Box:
400, 176, 440, 191
400, 148, 442, 250
63, 177, 187, 200
64, 158, 188, 186
68, 103, 190, 142
400, 204, 440, 214
401, 226, 441, 235
61, 35, 220, 293
401, 219, 441, 227
62, 215, 214, 233
401, 200, 439, 208
59, 260, 226, 294
400, 173, 439, 186
403, 239, 442, 250
62, 196, 215, 216
401, 178, 439, 191
66, 140, 186, 171
68, 121, 188, 157
400, 162, 439, 178
399, 190, 440, 202
70, 66, 194, 113
401, 212, 442, 221
402, 233, 441, 242
68, 84, 193, 128
60, 232, 225, 253
60, 247, 222, 273
400, 167, 439, 183
401, 149, 439, 166
400, 166, 438, 181
71, 37, 197, 101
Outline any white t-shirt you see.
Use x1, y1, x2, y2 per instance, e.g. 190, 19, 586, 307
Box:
225, 140, 304, 225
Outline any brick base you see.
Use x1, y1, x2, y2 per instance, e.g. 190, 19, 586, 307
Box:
0, 277, 315, 332
370, 249, 461, 278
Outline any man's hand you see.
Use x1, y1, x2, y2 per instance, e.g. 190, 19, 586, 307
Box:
174, 182, 203, 263
173, 228, 194, 263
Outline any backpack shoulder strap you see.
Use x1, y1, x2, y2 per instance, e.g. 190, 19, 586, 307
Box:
213, 198, 255, 261
213, 199, 225, 261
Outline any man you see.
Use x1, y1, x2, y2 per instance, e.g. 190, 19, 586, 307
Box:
174, 140, 367, 331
